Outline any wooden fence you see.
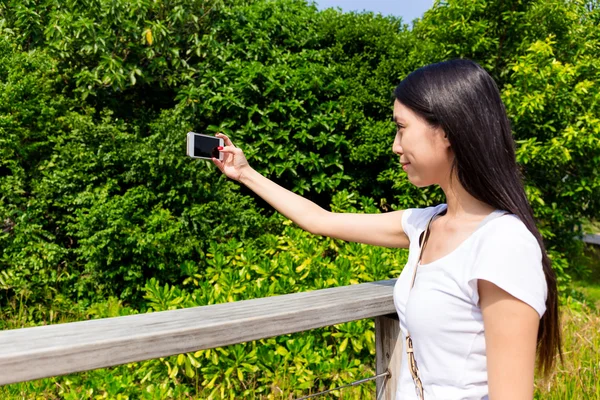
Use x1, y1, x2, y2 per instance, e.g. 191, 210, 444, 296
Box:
0, 279, 402, 399
582, 233, 600, 246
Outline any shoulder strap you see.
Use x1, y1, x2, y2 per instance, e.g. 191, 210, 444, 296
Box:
408, 212, 439, 290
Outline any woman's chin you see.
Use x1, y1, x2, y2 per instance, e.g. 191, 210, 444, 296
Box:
407, 175, 432, 188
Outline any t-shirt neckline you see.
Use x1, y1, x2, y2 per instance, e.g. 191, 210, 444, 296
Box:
417, 206, 504, 268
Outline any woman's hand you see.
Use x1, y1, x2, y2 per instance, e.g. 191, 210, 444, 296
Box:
212, 133, 251, 182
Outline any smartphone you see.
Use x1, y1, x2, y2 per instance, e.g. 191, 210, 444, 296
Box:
186, 132, 224, 161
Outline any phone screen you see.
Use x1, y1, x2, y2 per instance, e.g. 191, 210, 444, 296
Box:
193, 134, 221, 159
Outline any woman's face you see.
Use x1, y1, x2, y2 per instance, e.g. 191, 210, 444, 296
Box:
392, 100, 454, 188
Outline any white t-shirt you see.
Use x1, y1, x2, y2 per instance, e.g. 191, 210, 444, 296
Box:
393, 204, 547, 400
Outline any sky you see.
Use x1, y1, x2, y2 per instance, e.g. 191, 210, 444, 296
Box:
313, 0, 435, 23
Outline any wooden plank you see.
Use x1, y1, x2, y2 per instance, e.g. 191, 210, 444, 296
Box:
375, 314, 402, 400
0, 279, 397, 385
582, 234, 600, 246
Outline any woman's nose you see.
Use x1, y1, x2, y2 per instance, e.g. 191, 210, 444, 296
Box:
392, 135, 403, 155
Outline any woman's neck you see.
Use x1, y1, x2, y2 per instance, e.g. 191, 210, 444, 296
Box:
439, 176, 495, 220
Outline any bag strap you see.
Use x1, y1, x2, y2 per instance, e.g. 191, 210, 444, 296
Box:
408, 211, 439, 290
404, 211, 437, 400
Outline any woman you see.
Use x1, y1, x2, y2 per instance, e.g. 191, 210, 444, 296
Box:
212, 59, 561, 400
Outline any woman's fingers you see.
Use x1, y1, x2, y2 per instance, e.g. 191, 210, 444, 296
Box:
216, 132, 234, 147
212, 157, 223, 170
211, 134, 246, 180
219, 145, 237, 154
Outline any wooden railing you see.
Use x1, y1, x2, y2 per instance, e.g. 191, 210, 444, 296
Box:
0, 279, 402, 399
582, 233, 600, 246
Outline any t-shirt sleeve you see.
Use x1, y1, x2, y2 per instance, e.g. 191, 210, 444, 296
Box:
401, 208, 418, 241
467, 219, 548, 318
401, 205, 446, 244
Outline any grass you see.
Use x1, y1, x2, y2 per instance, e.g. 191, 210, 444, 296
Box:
572, 244, 600, 310
534, 242, 600, 399
534, 307, 600, 399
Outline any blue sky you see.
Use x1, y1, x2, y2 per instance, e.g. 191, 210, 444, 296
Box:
313, 0, 435, 23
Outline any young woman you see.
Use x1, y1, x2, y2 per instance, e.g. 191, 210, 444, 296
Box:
212, 59, 561, 400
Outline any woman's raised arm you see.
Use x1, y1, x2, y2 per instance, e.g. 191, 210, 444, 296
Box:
212, 133, 410, 248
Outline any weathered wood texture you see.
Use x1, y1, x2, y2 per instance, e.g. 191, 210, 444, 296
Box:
582, 233, 600, 246
375, 314, 403, 400
0, 280, 397, 385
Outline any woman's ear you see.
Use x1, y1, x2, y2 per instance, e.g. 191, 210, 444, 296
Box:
439, 128, 451, 148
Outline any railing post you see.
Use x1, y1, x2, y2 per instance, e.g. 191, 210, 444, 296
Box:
375, 314, 402, 400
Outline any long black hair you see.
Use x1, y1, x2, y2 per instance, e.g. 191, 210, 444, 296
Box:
394, 59, 561, 377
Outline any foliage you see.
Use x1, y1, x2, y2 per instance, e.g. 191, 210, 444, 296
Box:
0, 0, 222, 110
173, 1, 417, 203
505, 35, 600, 257
0, 35, 79, 307
0, 34, 278, 305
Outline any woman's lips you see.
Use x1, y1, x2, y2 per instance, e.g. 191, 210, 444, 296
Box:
402, 162, 411, 171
